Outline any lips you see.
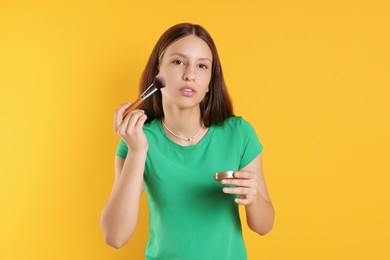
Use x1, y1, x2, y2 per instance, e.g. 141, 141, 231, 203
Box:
179, 86, 196, 97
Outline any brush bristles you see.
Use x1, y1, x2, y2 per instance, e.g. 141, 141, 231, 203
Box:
154, 76, 166, 89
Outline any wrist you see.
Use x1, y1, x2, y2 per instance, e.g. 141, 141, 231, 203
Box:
127, 149, 147, 160
127, 144, 148, 154
245, 193, 264, 209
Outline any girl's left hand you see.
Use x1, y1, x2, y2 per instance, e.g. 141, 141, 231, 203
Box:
221, 171, 259, 205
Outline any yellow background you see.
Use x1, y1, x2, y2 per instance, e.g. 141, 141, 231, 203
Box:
1, 0, 389, 259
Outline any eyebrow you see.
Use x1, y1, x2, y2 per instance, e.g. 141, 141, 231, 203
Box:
168, 52, 212, 63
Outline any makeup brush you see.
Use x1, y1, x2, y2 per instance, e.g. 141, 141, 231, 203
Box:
122, 76, 166, 119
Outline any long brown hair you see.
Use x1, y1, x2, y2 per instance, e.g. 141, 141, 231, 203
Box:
138, 23, 234, 127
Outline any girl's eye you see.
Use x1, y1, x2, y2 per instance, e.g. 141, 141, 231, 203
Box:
198, 64, 208, 69
173, 60, 184, 65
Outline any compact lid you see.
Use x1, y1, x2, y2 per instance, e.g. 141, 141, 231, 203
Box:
214, 171, 235, 182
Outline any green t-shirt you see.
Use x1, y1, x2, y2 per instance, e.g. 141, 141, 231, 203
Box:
116, 116, 263, 260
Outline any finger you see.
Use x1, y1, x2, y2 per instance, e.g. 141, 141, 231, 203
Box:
114, 102, 131, 132
117, 109, 139, 135
233, 171, 255, 179
221, 179, 258, 188
234, 197, 253, 205
134, 113, 147, 131
222, 187, 257, 196
126, 110, 145, 131
116, 102, 132, 115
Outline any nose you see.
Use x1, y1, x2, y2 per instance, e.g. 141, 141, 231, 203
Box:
183, 67, 195, 81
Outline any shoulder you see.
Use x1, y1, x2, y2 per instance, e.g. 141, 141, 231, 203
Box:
219, 116, 254, 131
143, 118, 160, 132
212, 116, 257, 140
142, 118, 163, 141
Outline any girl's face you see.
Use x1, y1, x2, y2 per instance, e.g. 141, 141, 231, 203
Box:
158, 35, 213, 110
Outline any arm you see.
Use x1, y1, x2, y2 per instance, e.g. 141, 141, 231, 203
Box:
222, 153, 275, 235
100, 104, 148, 248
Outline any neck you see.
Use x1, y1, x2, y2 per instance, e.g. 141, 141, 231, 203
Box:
161, 106, 207, 145
162, 107, 203, 135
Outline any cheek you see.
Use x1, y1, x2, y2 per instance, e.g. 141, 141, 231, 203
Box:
160, 84, 177, 98
157, 62, 170, 77
201, 73, 212, 89
158, 66, 180, 82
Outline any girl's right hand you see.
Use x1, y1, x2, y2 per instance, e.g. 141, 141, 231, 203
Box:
114, 103, 148, 152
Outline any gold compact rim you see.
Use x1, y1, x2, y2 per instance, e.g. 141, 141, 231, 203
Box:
214, 171, 235, 181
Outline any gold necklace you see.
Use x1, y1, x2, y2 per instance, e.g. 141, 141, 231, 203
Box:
162, 120, 204, 141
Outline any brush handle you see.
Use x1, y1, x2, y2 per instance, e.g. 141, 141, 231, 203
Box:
122, 98, 144, 119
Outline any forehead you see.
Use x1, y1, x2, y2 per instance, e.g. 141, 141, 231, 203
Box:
163, 35, 213, 60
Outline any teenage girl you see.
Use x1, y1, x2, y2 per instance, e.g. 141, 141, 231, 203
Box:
101, 23, 275, 260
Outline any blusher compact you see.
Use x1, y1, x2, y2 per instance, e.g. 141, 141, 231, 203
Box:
214, 171, 235, 182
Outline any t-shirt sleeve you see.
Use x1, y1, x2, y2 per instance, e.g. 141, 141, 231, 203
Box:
115, 139, 128, 160
238, 117, 264, 169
